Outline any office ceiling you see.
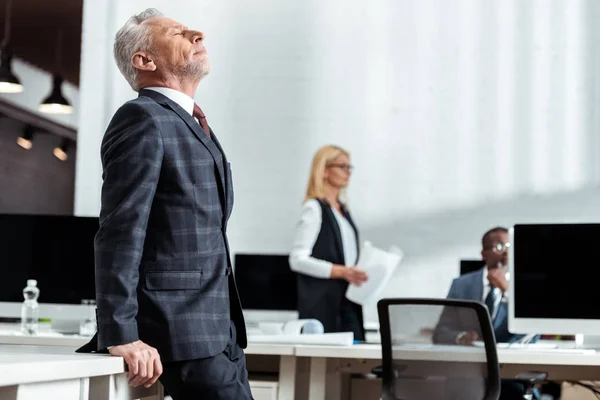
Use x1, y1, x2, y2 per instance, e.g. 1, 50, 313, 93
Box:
0, 0, 83, 86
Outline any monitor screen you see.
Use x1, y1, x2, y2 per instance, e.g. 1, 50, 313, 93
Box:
0, 214, 98, 305
513, 223, 600, 320
234, 254, 297, 311
460, 259, 485, 276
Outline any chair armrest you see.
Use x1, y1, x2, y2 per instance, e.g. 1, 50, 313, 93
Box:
371, 365, 383, 378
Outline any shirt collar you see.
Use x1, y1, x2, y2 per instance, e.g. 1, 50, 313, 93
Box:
144, 87, 195, 117
482, 267, 488, 287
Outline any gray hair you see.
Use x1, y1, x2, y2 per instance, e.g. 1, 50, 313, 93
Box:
114, 8, 164, 91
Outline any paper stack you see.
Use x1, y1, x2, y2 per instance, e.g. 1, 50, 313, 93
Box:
346, 241, 404, 305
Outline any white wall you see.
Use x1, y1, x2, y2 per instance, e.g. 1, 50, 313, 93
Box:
76, 0, 600, 322
0, 58, 79, 129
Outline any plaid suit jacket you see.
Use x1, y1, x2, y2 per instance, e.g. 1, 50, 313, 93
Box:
92, 89, 246, 362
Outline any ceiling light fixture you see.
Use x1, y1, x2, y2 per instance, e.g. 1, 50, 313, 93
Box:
16, 125, 35, 150
53, 138, 70, 161
40, 30, 72, 114
0, 0, 23, 93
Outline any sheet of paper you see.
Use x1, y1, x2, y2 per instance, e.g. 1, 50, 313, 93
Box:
346, 241, 404, 305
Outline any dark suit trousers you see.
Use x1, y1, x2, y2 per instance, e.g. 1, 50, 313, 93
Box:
160, 321, 253, 400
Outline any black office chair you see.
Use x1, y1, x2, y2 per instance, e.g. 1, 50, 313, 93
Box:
375, 298, 550, 400
377, 298, 501, 400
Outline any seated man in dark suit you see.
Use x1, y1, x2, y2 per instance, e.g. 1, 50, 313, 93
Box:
434, 227, 528, 400
434, 227, 519, 344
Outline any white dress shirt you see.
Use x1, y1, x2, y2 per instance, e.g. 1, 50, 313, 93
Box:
289, 199, 358, 279
331, 206, 358, 268
145, 87, 198, 123
482, 268, 510, 320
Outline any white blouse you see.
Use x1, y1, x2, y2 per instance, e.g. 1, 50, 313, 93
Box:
289, 199, 358, 279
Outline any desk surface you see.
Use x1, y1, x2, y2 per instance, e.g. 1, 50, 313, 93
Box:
294, 343, 600, 366
246, 343, 295, 356
0, 331, 297, 356
0, 345, 124, 386
2, 327, 599, 368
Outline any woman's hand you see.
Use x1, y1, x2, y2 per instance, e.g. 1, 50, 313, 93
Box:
331, 265, 368, 286
345, 267, 368, 285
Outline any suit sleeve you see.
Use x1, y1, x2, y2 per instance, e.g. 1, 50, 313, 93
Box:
432, 281, 462, 344
94, 103, 164, 349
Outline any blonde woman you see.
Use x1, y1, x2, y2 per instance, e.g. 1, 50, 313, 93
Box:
289, 145, 368, 341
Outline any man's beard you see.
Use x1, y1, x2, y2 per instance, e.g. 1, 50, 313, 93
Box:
175, 58, 211, 80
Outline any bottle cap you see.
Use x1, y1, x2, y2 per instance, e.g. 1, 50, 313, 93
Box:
27, 279, 37, 287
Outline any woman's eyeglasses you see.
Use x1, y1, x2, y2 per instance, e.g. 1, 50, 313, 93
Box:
327, 164, 354, 172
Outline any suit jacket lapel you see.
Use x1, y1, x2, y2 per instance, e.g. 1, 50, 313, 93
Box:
210, 132, 232, 219
139, 89, 227, 203
472, 268, 485, 301
494, 303, 507, 328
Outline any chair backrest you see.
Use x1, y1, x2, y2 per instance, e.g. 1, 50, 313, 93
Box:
377, 298, 500, 400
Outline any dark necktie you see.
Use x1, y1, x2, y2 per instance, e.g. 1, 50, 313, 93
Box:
484, 284, 497, 320
193, 103, 210, 138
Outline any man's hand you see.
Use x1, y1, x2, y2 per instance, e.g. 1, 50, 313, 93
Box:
457, 330, 479, 345
344, 267, 368, 286
108, 340, 162, 388
487, 267, 508, 293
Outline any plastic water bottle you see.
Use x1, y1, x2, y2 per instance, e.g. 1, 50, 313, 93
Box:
21, 279, 40, 335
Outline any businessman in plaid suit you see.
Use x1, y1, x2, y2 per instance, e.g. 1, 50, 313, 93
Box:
80, 8, 252, 399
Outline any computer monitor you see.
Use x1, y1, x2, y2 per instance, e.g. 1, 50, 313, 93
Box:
508, 223, 600, 335
460, 259, 485, 276
0, 213, 98, 320
234, 254, 298, 323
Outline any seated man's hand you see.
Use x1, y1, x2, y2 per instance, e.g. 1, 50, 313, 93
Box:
108, 340, 162, 388
487, 267, 508, 293
456, 330, 479, 345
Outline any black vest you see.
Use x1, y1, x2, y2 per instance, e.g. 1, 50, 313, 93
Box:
296, 199, 364, 338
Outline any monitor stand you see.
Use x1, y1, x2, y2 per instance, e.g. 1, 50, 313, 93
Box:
576, 334, 600, 349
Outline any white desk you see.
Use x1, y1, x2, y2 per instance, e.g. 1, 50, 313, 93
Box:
245, 343, 297, 400
0, 331, 90, 347
0, 344, 162, 400
0, 330, 297, 400
6, 328, 600, 400
5, 332, 599, 400
295, 344, 600, 400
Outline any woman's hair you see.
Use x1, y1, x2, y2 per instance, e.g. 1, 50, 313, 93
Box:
304, 145, 350, 202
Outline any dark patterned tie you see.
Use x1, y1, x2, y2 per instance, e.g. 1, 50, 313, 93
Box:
193, 103, 210, 138
484, 284, 497, 319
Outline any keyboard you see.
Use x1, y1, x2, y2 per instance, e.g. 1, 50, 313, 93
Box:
535, 348, 596, 354
474, 341, 595, 353
510, 348, 595, 354
497, 343, 557, 349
